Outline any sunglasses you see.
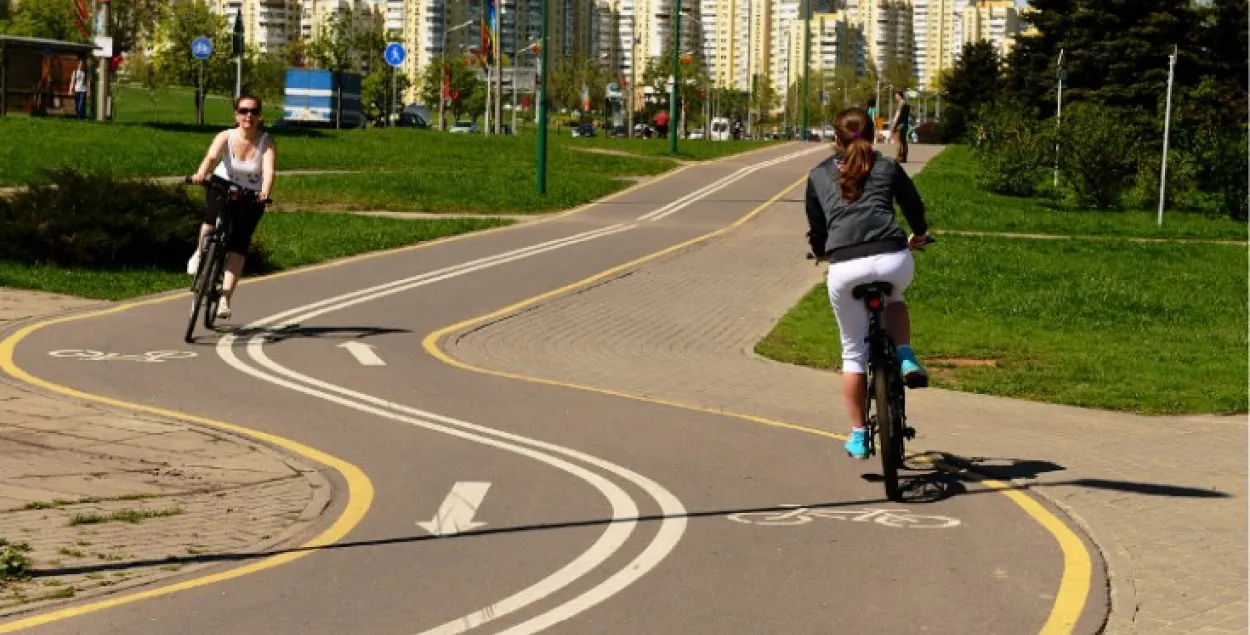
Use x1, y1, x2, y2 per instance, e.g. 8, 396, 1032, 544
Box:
237, 107, 261, 116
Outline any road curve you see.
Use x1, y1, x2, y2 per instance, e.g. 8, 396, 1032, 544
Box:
3, 142, 1106, 635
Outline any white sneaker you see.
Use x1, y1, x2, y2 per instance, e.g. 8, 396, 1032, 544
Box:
216, 298, 232, 320
186, 251, 200, 275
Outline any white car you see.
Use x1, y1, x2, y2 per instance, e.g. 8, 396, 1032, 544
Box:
448, 120, 477, 133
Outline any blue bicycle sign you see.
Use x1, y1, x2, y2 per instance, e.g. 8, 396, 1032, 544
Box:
192, 37, 213, 60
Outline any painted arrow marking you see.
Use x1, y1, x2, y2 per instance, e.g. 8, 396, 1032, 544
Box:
337, 341, 386, 366
418, 481, 491, 536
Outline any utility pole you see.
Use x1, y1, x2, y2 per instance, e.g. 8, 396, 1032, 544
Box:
1158, 45, 1177, 226
628, 23, 638, 138
800, 0, 810, 140
668, 0, 681, 153
95, 0, 110, 122
536, 0, 548, 193
1053, 48, 1064, 188
494, 0, 502, 133
232, 10, 244, 99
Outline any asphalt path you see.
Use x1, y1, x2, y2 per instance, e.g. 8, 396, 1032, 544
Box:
4, 142, 1101, 635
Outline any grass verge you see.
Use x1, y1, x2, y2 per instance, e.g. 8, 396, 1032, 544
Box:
0, 213, 511, 300
918, 146, 1247, 241
756, 234, 1247, 415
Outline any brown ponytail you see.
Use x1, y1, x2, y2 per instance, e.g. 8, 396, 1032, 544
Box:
832, 108, 875, 203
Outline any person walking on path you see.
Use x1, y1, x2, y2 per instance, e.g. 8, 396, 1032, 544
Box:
889, 90, 911, 163
71, 60, 90, 119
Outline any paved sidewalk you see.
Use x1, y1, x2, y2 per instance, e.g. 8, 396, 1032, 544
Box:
449, 144, 1248, 635
0, 289, 327, 616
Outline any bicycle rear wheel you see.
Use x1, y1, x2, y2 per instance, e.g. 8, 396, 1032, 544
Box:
874, 367, 902, 501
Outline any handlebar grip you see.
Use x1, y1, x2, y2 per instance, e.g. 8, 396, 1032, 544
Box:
184, 176, 194, 184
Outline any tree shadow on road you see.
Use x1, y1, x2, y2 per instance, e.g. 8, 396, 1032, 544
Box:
23, 452, 1230, 579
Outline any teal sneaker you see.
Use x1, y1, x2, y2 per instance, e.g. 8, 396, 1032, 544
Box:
896, 345, 929, 389
844, 428, 869, 460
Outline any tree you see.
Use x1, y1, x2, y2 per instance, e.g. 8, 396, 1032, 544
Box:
306, 10, 355, 73
419, 56, 483, 123
362, 68, 412, 121
7, 0, 87, 41
1003, 0, 1200, 116
151, 2, 231, 93
939, 40, 1002, 142
110, 0, 167, 59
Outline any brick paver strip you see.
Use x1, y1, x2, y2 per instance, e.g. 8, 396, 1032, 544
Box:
0, 290, 328, 615
448, 144, 1248, 634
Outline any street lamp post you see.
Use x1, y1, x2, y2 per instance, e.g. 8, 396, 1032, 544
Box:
536, 0, 549, 193
668, 1, 683, 154
439, 18, 476, 131
800, 0, 811, 141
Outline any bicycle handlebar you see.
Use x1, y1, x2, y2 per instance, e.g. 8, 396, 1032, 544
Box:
806, 235, 936, 263
184, 176, 273, 206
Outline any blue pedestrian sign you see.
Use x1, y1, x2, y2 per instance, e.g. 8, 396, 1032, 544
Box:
384, 42, 406, 67
191, 37, 213, 60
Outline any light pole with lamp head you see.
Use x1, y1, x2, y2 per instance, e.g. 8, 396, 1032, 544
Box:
440, 18, 476, 131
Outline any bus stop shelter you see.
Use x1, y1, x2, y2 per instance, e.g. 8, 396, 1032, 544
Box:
0, 36, 98, 117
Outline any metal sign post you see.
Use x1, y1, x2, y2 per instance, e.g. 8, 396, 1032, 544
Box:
384, 42, 406, 128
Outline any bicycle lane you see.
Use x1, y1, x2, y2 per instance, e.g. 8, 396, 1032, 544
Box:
0, 143, 1096, 634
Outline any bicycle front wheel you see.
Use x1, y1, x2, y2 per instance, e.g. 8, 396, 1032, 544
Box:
184, 242, 217, 343
874, 368, 902, 502
203, 243, 226, 330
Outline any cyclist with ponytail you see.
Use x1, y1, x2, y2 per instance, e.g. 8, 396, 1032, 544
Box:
803, 107, 931, 460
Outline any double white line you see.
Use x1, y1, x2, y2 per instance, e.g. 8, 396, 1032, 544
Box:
637, 146, 823, 222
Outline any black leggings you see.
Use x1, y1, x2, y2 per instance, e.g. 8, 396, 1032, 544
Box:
203, 187, 265, 254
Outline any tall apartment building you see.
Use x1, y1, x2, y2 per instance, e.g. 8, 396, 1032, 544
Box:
769, 0, 799, 103
960, 0, 1019, 56
787, 11, 861, 85
213, 0, 303, 54
917, 0, 966, 89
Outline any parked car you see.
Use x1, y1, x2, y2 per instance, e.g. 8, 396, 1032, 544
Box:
449, 120, 478, 133
571, 123, 596, 137
688, 128, 705, 140
609, 125, 628, 138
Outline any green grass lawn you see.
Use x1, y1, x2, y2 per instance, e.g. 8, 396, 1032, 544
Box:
0, 212, 509, 300
111, 85, 236, 126
0, 116, 776, 213
918, 146, 1247, 241
756, 232, 1247, 415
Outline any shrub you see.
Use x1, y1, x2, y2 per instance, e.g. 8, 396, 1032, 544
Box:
1058, 103, 1143, 208
969, 103, 1053, 197
0, 168, 274, 270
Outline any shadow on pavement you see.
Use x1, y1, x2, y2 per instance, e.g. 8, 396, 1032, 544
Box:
932, 452, 1230, 499
186, 324, 410, 346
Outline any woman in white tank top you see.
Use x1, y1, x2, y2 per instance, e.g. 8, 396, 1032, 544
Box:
188, 95, 277, 320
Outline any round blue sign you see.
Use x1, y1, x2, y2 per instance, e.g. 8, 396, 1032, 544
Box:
384, 42, 406, 67
192, 37, 213, 60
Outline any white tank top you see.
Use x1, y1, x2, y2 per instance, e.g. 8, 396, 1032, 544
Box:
212, 130, 269, 192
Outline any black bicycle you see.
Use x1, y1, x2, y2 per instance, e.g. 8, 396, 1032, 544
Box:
808, 236, 934, 501
183, 175, 270, 344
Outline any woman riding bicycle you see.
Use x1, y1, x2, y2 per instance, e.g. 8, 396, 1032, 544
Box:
803, 107, 930, 460
188, 94, 276, 320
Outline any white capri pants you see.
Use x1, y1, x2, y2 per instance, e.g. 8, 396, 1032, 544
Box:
825, 249, 915, 374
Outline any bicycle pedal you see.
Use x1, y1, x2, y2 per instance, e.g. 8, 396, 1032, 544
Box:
904, 373, 929, 389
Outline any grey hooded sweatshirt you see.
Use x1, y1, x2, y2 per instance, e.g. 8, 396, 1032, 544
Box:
804, 150, 928, 263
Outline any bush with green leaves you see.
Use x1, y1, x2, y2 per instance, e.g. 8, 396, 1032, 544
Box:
1057, 103, 1143, 208
0, 168, 270, 271
969, 103, 1053, 197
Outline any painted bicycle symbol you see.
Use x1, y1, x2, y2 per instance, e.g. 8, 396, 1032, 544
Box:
49, 349, 197, 363
727, 505, 960, 529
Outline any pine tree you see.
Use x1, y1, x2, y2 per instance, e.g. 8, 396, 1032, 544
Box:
939, 41, 1002, 142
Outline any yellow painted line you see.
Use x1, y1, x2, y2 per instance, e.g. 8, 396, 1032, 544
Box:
422, 177, 1094, 635
0, 144, 791, 630
0, 304, 375, 633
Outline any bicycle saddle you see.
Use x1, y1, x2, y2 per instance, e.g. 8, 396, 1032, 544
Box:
851, 282, 894, 299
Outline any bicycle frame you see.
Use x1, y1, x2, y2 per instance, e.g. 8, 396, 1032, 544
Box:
184, 175, 266, 343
